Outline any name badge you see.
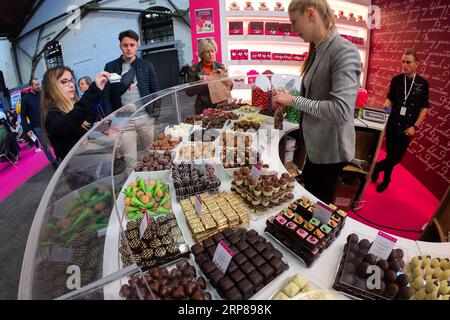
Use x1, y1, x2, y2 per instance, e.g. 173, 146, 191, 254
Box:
400, 107, 407, 116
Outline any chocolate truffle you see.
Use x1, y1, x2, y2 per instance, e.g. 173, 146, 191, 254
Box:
397, 274, 409, 287
358, 239, 371, 250
389, 259, 401, 272
385, 270, 397, 283
363, 253, 377, 265
373, 280, 386, 296
347, 233, 359, 244
356, 261, 371, 278
384, 283, 399, 299
377, 259, 389, 271
397, 286, 412, 300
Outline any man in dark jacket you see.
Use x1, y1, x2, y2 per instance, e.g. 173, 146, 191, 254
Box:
21, 78, 58, 168
103, 30, 160, 115
103, 30, 161, 175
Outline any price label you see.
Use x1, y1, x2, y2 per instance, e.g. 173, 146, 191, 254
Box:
212, 240, 235, 274
139, 212, 151, 239
313, 202, 333, 225
250, 164, 262, 181
368, 231, 398, 260
195, 195, 203, 215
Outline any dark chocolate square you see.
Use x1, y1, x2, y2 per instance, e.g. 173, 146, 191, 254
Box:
237, 278, 255, 299
191, 243, 204, 256
213, 233, 225, 243
248, 270, 264, 287
243, 247, 258, 259
258, 263, 275, 280
246, 236, 259, 245
228, 245, 239, 255
261, 248, 275, 261
209, 269, 225, 288
252, 255, 265, 267
222, 228, 233, 238
236, 240, 249, 252
268, 257, 286, 275
229, 269, 245, 284
218, 276, 234, 293
253, 241, 267, 253
195, 252, 210, 265
202, 238, 215, 249
241, 261, 256, 275
232, 253, 247, 265
226, 260, 238, 273
245, 230, 259, 238
228, 234, 241, 245
201, 260, 216, 275
207, 245, 217, 258
225, 286, 243, 300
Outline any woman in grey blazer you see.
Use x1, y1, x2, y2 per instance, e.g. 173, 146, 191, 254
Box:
273, 0, 361, 204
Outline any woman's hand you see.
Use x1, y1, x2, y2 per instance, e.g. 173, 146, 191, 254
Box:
272, 89, 294, 108
81, 121, 92, 131
95, 71, 111, 90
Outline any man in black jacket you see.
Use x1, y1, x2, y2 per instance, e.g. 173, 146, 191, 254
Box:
21, 78, 58, 168
103, 30, 160, 115
103, 30, 161, 174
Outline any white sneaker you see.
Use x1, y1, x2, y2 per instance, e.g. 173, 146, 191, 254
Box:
35, 148, 42, 153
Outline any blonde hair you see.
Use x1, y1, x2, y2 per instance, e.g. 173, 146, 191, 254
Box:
40, 66, 78, 136
289, 0, 336, 75
198, 39, 217, 60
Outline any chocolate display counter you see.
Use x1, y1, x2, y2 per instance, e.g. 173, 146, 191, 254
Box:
19, 77, 450, 300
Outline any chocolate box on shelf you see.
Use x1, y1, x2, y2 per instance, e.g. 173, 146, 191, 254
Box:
190, 227, 289, 300
248, 22, 264, 35
265, 197, 347, 267
251, 51, 271, 60
332, 233, 412, 300
229, 21, 244, 35
264, 22, 280, 35
279, 23, 298, 37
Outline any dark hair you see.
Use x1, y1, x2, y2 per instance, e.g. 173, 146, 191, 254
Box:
119, 30, 139, 42
29, 78, 39, 86
78, 76, 92, 86
404, 48, 419, 62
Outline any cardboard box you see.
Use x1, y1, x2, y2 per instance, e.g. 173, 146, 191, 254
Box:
332, 173, 361, 211
229, 21, 244, 35
248, 22, 264, 35
251, 51, 271, 60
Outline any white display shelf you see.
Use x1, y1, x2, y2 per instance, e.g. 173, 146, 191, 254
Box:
225, 10, 369, 29
228, 59, 303, 66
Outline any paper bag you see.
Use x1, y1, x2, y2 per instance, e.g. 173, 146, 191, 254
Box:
208, 69, 231, 104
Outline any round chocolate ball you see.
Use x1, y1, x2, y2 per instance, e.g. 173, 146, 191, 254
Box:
397, 286, 412, 300
385, 270, 397, 283
347, 251, 357, 263
344, 263, 356, 274
395, 249, 404, 259
347, 233, 359, 244
356, 261, 371, 278
358, 239, 371, 250
389, 259, 401, 272
349, 243, 359, 254
377, 259, 389, 271
373, 280, 386, 296
397, 274, 409, 287
353, 277, 368, 290
342, 273, 354, 285
384, 283, 399, 299
363, 253, 377, 265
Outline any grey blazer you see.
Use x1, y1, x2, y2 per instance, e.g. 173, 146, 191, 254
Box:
300, 31, 361, 164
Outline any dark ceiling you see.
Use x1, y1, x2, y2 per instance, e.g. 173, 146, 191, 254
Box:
0, 0, 38, 38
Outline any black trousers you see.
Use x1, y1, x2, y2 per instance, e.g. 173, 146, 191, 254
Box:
300, 158, 347, 204
376, 121, 411, 183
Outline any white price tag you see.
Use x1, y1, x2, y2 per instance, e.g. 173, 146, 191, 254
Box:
368, 231, 398, 260
139, 212, 150, 239
400, 107, 407, 116
313, 202, 333, 225
212, 240, 235, 273
250, 164, 262, 181
195, 195, 202, 215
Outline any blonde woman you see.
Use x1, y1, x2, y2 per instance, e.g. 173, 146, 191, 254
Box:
187, 38, 232, 114
272, 0, 361, 203
40, 66, 110, 161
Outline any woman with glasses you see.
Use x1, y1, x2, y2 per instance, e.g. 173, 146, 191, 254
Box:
40, 66, 110, 161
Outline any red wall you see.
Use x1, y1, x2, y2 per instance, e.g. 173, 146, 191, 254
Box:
367, 0, 450, 200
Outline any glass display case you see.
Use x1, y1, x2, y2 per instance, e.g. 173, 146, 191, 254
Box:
19, 75, 298, 300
